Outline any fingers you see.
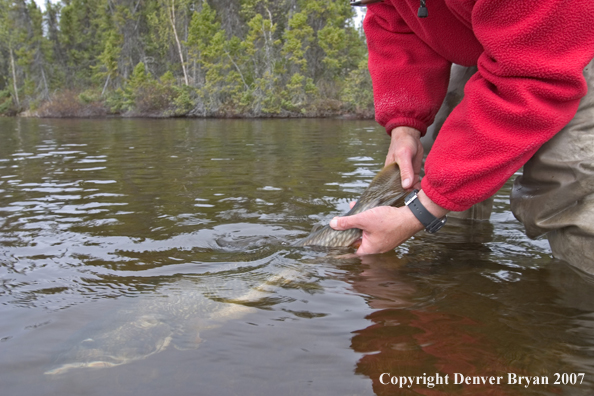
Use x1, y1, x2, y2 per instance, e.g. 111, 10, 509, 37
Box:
387, 127, 423, 189
395, 141, 423, 189
397, 149, 417, 189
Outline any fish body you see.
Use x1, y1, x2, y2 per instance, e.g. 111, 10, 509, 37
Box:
45, 269, 295, 375
294, 163, 407, 247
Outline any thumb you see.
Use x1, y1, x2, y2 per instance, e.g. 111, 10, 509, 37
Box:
329, 214, 361, 231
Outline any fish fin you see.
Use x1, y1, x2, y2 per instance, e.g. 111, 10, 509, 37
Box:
310, 223, 324, 233
351, 238, 362, 249
172, 329, 205, 351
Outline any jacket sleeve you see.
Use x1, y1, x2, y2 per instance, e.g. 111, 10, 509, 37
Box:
422, 0, 594, 211
363, 2, 451, 135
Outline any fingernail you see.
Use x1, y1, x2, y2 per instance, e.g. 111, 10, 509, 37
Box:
403, 178, 411, 188
330, 217, 338, 228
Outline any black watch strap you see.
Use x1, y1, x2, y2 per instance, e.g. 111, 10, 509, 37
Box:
404, 189, 447, 233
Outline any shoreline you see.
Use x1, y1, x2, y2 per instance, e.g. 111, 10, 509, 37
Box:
19, 108, 375, 121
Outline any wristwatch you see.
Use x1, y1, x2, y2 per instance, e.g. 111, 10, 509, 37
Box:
404, 189, 447, 233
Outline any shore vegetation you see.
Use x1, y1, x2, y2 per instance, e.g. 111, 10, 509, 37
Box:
1, 0, 374, 118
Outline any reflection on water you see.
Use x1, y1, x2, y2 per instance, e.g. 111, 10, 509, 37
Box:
0, 118, 593, 395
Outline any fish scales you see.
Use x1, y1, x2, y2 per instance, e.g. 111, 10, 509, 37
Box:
294, 163, 407, 248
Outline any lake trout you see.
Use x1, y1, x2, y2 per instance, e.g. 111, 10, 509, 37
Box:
45, 266, 297, 375
294, 162, 407, 247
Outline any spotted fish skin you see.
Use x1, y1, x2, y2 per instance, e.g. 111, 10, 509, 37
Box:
294, 163, 407, 248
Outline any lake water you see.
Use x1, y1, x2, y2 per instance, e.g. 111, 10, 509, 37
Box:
1, 118, 593, 395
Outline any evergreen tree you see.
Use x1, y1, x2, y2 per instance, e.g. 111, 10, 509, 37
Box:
0, 0, 22, 111
44, 0, 66, 88
93, 30, 122, 95
15, 0, 55, 107
58, 0, 103, 86
0, 0, 373, 117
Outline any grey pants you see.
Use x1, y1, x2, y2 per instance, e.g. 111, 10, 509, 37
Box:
426, 62, 594, 274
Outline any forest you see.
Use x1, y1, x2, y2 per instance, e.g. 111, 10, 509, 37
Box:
0, 0, 374, 118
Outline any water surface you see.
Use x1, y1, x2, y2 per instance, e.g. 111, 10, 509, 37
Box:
1, 118, 593, 395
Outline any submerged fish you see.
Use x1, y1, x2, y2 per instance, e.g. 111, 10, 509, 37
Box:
45, 267, 296, 375
294, 162, 407, 247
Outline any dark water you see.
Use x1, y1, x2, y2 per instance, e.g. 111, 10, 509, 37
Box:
1, 118, 593, 395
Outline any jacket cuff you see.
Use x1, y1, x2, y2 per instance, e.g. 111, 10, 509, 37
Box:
421, 178, 472, 212
384, 118, 429, 137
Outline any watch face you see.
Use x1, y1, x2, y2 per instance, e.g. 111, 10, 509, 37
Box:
404, 190, 420, 207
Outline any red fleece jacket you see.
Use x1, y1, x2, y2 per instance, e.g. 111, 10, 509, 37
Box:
364, 0, 594, 211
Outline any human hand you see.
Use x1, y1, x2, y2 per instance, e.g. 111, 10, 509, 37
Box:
333, 190, 449, 255
330, 205, 423, 255
385, 126, 423, 190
